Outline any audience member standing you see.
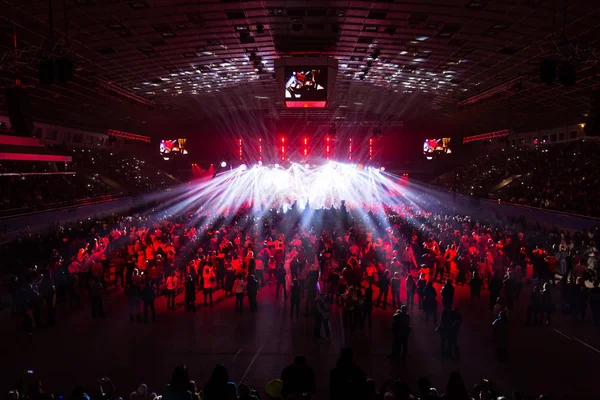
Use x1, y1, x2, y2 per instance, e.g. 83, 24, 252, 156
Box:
405, 273, 416, 311
281, 355, 316, 399
305, 265, 319, 315
128, 270, 142, 322
526, 286, 542, 325
329, 349, 367, 400
203, 364, 237, 400
541, 282, 555, 325
247, 274, 259, 312
184, 275, 196, 312
141, 279, 156, 323
423, 281, 438, 323
234, 274, 246, 313
166, 271, 178, 311
290, 279, 301, 319
441, 279, 455, 310
276, 264, 287, 300
203, 267, 215, 307
376, 270, 391, 310
316, 293, 331, 340
417, 273, 427, 310
469, 271, 483, 300
391, 272, 402, 309
163, 365, 192, 400
390, 305, 411, 360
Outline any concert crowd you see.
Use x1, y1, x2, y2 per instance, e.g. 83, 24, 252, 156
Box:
4, 195, 600, 400
436, 139, 600, 217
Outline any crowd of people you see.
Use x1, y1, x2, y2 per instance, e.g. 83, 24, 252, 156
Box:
0, 149, 177, 214
435, 139, 600, 217
4, 188, 600, 399
8, 354, 555, 400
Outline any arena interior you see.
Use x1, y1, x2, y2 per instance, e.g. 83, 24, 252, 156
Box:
2, 1, 600, 400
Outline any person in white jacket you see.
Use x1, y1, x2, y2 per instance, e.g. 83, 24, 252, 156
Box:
203, 267, 216, 307
234, 274, 246, 313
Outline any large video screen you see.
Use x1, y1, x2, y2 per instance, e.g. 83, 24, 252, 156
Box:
423, 138, 451, 155
160, 138, 188, 160
284, 67, 327, 108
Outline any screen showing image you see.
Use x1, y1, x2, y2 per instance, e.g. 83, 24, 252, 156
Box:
284, 67, 327, 102
423, 138, 451, 155
160, 139, 188, 160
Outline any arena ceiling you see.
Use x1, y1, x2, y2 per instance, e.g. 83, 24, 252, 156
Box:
1, 0, 600, 137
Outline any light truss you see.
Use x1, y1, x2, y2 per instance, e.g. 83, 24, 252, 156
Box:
106, 129, 151, 143
463, 129, 511, 144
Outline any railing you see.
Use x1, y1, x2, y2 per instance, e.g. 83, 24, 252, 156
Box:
0, 194, 120, 219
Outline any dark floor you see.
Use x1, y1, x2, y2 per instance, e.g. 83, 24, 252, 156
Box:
1, 279, 599, 400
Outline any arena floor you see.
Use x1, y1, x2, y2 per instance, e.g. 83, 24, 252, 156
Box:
1, 279, 598, 399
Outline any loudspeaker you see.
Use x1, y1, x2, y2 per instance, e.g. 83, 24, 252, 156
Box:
39, 60, 54, 85
5, 86, 34, 136
540, 59, 556, 84
584, 90, 600, 137
56, 58, 73, 83
559, 62, 576, 86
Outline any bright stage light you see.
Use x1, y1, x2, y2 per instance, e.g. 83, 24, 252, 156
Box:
192, 162, 405, 212
239, 164, 247, 171
380, 166, 386, 172
258, 160, 263, 166
305, 163, 310, 168
220, 161, 227, 168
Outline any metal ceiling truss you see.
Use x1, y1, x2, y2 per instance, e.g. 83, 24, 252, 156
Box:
0, 0, 599, 135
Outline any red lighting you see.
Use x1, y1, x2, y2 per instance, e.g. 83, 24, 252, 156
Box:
280, 137, 286, 160
258, 138, 262, 161
239, 138, 243, 160
302, 137, 308, 157
285, 101, 327, 108
326, 136, 331, 160
349, 138, 353, 161
369, 138, 373, 160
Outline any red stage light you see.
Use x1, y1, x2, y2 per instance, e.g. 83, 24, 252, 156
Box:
349, 138, 353, 161
258, 138, 262, 161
